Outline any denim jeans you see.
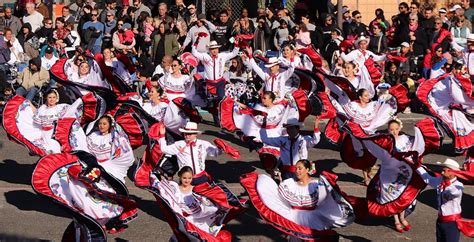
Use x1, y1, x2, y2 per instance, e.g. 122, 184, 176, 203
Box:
16, 86, 39, 101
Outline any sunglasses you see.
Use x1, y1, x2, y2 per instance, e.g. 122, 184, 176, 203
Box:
46, 22, 53, 24
356, 16, 362, 19
435, 22, 442, 25
92, 14, 98, 16
171, 64, 179, 67
188, 7, 195, 10
410, 7, 417, 9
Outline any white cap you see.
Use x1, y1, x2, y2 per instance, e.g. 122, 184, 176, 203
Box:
178, 122, 202, 134
264, 57, 280, 68
355, 36, 370, 48
450, 4, 462, 12
207, 40, 221, 49
439, 8, 447, 14
436, 158, 460, 170
401, 42, 410, 48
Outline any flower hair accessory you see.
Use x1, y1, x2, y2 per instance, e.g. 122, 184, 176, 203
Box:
393, 117, 403, 129
105, 114, 116, 127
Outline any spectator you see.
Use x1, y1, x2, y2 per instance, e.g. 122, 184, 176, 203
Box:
23, 2, 44, 33
253, 16, 272, 52
133, 0, 152, 26
181, 14, 216, 53
184, 4, 198, 27
409, 2, 424, 23
68, 0, 85, 22
113, 23, 136, 55
213, 10, 233, 51
430, 17, 451, 53
77, 5, 93, 40
451, 16, 471, 48
322, 29, 342, 66
0, 34, 11, 86
156, 3, 173, 25
394, 2, 410, 46
406, 13, 428, 56
15, 57, 49, 101
35, 18, 54, 47
82, 9, 105, 54
232, 17, 255, 46
342, 6, 352, 36
347, 10, 369, 37
41, 46, 58, 70
384, 62, 401, 86
151, 22, 179, 64
61, 6, 75, 24
4, 28, 24, 65
463, 0, 474, 24
3, 7, 22, 36
273, 19, 291, 50
17, 23, 40, 59
321, 13, 342, 48
103, 12, 117, 48
368, 22, 387, 55
421, 7, 435, 33
438, 8, 450, 30
152, 55, 173, 77
99, 0, 117, 23
35, 0, 50, 19
369, 8, 391, 32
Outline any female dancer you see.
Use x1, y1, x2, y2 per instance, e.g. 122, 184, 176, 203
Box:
67, 59, 110, 95
158, 59, 193, 101
2, 91, 103, 156
142, 86, 169, 122
103, 48, 132, 86
278, 42, 313, 70
86, 115, 134, 183
241, 159, 355, 240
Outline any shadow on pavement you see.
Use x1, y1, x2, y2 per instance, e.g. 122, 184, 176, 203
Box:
0, 234, 49, 242
202, 130, 246, 147
4, 190, 70, 218
206, 160, 257, 184
339, 234, 372, 242
228, 206, 286, 241
131, 195, 166, 222
0, 159, 36, 185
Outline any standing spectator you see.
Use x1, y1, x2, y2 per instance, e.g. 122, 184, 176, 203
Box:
295, 23, 311, 49
409, 2, 424, 23
184, 4, 198, 27
405, 13, 428, 56
451, 16, 471, 48
347, 11, 369, 37
342, 6, 352, 36
77, 5, 92, 40
103, 12, 117, 48
273, 19, 291, 50
463, 0, 474, 24
301, 14, 323, 50
113, 23, 136, 55
321, 13, 342, 48
82, 9, 105, 54
35, 0, 50, 20
35, 18, 54, 47
156, 3, 173, 25
151, 22, 179, 64
253, 16, 272, 52
62, 6, 76, 25
368, 23, 387, 55
421, 7, 435, 33
232, 17, 255, 38
181, 14, 216, 53
3, 7, 22, 36
23, 2, 44, 33
394, 2, 410, 46
438, 8, 450, 30
53, 18, 70, 42
133, 0, 152, 26
15, 57, 49, 101
68, 0, 85, 22
369, 8, 391, 32
99, 0, 117, 23
213, 10, 233, 51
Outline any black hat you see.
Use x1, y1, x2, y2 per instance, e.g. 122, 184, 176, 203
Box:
45, 46, 54, 54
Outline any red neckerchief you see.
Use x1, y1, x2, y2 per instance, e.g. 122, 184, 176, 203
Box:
438, 178, 453, 191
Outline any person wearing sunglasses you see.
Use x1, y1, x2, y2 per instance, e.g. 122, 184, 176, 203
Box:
451, 16, 471, 48
82, 9, 105, 54
430, 17, 452, 54
346, 10, 368, 37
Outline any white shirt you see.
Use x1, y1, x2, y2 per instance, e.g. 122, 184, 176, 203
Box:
260, 131, 321, 166
41, 56, 59, 70
417, 167, 464, 216
159, 138, 223, 174
158, 73, 193, 100
23, 11, 44, 32
247, 58, 295, 101
5, 37, 24, 65
192, 46, 239, 81
341, 49, 386, 67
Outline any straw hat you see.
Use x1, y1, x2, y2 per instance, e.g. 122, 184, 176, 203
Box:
264, 57, 280, 68
208, 40, 221, 49
178, 122, 202, 134
436, 158, 460, 170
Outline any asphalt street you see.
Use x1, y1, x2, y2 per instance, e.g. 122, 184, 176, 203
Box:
0, 112, 473, 242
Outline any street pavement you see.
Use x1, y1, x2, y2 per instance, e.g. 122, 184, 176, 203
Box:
0, 112, 473, 242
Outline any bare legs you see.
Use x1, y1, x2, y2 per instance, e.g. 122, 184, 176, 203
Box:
393, 211, 411, 233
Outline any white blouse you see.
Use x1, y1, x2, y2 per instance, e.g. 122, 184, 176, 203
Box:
33, 104, 69, 129
278, 178, 321, 208
142, 101, 169, 122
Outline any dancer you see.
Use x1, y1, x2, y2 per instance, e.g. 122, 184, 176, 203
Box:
260, 117, 321, 180
142, 86, 169, 122
85, 115, 134, 183
416, 159, 474, 242
158, 121, 239, 184
241, 159, 355, 241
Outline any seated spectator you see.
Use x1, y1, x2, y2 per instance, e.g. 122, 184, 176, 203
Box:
151, 23, 179, 65
35, 18, 54, 47
15, 57, 50, 101
451, 16, 470, 48
41, 46, 58, 70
